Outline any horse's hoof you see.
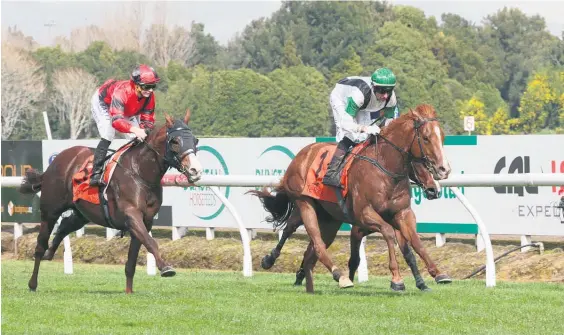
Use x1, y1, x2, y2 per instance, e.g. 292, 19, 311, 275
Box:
339, 277, 354, 289
435, 274, 452, 284
29, 287, 36, 292
390, 281, 406, 291
417, 283, 432, 292
261, 255, 275, 270
160, 266, 176, 277
42, 251, 54, 261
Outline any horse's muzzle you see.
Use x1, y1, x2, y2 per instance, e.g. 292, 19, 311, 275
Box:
187, 169, 202, 183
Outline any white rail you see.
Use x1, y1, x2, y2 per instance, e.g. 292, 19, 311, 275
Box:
3, 173, 563, 287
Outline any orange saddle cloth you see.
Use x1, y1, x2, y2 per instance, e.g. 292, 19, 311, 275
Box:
72, 144, 133, 205
301, 141, 370, 203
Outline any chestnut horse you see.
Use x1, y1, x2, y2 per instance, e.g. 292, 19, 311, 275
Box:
250, 104, 451, 293
19, 109, 202, 294
259, 160, 446, 291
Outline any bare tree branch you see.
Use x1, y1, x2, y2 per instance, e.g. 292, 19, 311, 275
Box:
1, 43, 45, 139
50, 68, 98, 139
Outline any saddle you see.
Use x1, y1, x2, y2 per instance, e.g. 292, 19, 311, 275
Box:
302, 141, 370, 204
72, 143, 133, 205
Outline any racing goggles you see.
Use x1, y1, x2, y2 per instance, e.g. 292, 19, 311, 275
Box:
139, 83, 157, 91
373, 85, 394, 95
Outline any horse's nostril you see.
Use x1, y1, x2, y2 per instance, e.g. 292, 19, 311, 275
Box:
439, 166, 447, 173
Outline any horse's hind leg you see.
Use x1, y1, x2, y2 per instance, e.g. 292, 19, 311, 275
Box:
124, 208, 175, 278
295, 219, 342, 286
28, 212, 60, 291
296, 197, 351, 293
300, 218, 346, 289
395, 230, 430, 291
262, 209, 302, 270
43, 210, 88, 261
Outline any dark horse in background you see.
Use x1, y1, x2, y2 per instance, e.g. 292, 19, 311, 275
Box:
20, 109, 202, 294
259, 160, 446, 291
251, 104, 452, 293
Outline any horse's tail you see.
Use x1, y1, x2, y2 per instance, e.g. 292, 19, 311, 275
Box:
19, 168, 43, 194
247, 185, 294, 230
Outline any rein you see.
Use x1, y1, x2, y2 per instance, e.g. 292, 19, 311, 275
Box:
349, 117, 438, 182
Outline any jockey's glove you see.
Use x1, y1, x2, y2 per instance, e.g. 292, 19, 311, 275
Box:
365, 125, 381, 135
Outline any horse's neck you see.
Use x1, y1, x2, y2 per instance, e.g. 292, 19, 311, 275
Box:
127, 138, 167, 186
364, 134, 411, 178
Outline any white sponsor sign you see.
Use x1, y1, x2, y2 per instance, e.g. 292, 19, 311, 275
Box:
410, 135, 564, 235
41, 135, 564, 235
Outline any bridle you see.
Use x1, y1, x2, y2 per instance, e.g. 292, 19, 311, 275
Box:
351, 117, 439, 181
111, 122, 198, 188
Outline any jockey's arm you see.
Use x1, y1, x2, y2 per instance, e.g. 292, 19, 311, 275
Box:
335, 91, 368, 142
109, 97, 133, 133
139, 95, 156, 129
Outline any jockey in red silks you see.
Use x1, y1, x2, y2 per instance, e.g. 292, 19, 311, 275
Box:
89, 64, 160, 186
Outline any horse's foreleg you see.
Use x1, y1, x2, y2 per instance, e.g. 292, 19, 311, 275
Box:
29, 217, 58, 291
395, 230, 429, 291
43, 211, 88, 261
358, 207, 404, 291
395, 209, 452, 284
125, 236, 142, 294
125, 208, 175, 278
379, 223, 405, 291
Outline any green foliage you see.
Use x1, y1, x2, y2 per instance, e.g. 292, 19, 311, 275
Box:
5, 2, 561, 139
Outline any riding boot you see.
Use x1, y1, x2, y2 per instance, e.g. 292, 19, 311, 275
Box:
90, 139, 111, 187
322, 139, 351, 188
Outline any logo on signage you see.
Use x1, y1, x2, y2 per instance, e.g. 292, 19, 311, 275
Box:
254, 145, 295, 190
493, 156, 538, 196
551, 160, 564, 195
255, 145, 295, 177
49, 152, 59, 165
183, 145, 229, 220
411, 171, 465, 205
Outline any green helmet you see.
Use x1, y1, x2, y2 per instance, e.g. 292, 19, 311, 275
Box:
371, 67, 396, 87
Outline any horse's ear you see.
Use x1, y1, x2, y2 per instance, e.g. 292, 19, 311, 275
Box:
164, 113, 174, 127
411, 108, 422, 120
184, 108, 191, 124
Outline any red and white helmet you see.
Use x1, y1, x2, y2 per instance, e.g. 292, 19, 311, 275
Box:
131, 64, 160, 86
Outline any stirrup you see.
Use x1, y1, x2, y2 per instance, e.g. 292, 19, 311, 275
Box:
90, 174, 105, 187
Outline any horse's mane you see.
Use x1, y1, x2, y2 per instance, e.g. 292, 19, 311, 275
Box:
379, 104, 437, 138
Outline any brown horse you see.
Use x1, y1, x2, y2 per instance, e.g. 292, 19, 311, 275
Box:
259, 160, 446, 291
250, 104, 451, 293
19, 109, 202, 294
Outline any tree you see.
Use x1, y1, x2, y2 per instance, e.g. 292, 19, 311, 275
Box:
516, 71, 563, 133
1, 43, 45, 139
50, 68, 98, 139
143, 24, 195, 67
329, 45, 364, 83
281, 36, 302, 68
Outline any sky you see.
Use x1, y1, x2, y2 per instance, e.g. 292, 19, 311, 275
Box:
1, 0, 562, 47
